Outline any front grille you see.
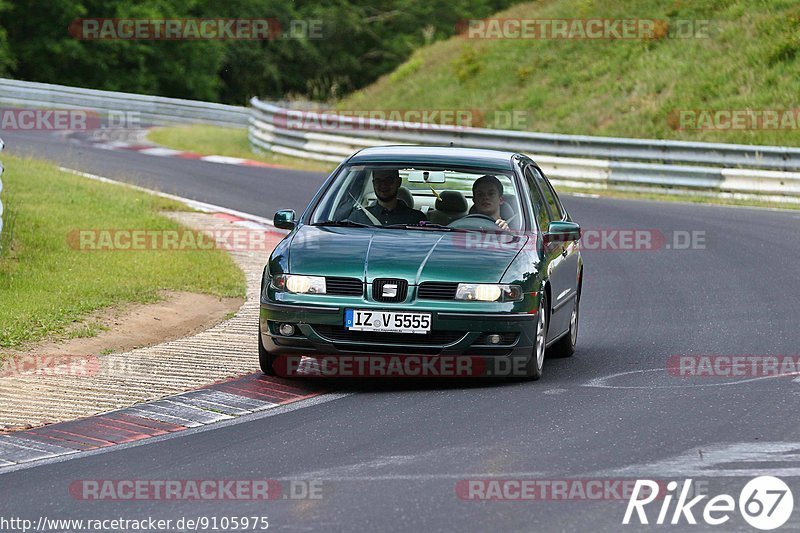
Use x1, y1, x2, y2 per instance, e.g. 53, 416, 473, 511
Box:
325, 276, 364, 296
372, 278, 408, 303
418, 282, 458, 300
312, 325, 464, 346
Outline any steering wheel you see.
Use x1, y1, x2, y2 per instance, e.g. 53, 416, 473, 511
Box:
448, 213, 500, 230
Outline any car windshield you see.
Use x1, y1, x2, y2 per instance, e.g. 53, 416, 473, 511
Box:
309, 164, 524, 231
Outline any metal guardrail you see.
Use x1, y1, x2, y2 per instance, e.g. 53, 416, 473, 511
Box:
249, 98, 800, 198
1, 79, 798, 199
0, 78, 249, 128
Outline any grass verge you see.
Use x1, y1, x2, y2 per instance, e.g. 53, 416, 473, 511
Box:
341, 0, 800, 147
147, 125, 335, 172
0, 154, 246, 351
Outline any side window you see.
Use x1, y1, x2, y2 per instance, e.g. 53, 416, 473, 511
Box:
531, 167, 563, 220
523, 166, 550, 232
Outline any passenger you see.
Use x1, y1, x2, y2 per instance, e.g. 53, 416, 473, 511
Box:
471, 175, 510, 230
349, 169, 427, 226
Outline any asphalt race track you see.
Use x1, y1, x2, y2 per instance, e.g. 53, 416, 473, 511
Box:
1, 129, 328, 218
2, 130, 800, 532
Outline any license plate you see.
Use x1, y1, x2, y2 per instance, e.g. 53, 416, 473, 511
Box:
345, 309, 431, 334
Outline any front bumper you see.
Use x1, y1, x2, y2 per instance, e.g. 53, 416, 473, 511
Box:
259, 301, 538, 359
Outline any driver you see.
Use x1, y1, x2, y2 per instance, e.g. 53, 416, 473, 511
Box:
349, 169, 427, 226
471, 175, 510, 230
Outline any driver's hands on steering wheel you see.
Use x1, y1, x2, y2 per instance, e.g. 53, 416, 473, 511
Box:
495, 218, 509, 231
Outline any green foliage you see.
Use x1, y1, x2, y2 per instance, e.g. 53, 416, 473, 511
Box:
389, 55, 422, 83
763, 3, 800, 65
0, 0, 13, 74
1, 0, 224, 99
0, 0, 524, 103
515, 66, 532, 85
453, 47, 483, 83
342, 0, 800, 146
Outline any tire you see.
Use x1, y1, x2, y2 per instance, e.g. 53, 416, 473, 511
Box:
549, 290, 579, 358
524, 294, 548, 380
258, 322, 276, 375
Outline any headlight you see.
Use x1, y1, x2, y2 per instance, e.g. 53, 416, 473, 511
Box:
272, 274, 326, 294
455, 283, 523, 302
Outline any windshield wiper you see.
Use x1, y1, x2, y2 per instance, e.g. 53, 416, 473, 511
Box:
312, 220, 372, 228
383, 223, 456, 231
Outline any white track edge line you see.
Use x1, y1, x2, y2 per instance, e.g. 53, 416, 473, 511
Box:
58, 166, 286, 230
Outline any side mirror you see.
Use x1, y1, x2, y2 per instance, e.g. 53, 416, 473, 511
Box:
544, 221, 581, 245
273, 209, 296, 230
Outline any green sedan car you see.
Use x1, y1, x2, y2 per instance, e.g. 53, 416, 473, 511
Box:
259, 146, 582, 380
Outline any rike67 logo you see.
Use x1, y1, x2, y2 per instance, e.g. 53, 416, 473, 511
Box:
623, 476, 794, 530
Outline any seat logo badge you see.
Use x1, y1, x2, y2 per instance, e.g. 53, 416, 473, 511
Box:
382, 284, 398, 298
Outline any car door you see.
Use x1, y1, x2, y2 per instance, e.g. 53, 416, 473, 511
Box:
530, 165, 580, 338
520, 164, 570, 340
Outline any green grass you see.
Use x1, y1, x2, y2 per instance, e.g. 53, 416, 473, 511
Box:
340, 0, 800, 147
67, 322, 110, 340
0, 154, 246, 351
147, 125, 335, 172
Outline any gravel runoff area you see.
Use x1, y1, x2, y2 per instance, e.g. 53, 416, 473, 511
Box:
0, 212, 283, 431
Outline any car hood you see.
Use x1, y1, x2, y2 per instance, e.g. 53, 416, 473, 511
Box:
286, 225, 529, 284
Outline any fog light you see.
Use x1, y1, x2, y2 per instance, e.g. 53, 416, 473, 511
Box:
279, 323, 296, 336
487, 334, 501, 345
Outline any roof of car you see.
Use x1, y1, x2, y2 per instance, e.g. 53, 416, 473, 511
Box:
347, 146, 519, 171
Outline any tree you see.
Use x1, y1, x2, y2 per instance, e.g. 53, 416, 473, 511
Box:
0, 0, 525, 103
0, 0, 16, 74
0, 0, 224, 99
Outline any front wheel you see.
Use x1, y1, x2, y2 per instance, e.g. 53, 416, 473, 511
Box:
524, 294, 548, 380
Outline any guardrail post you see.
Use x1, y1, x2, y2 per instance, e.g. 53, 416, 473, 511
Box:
0, 136, 5, 249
